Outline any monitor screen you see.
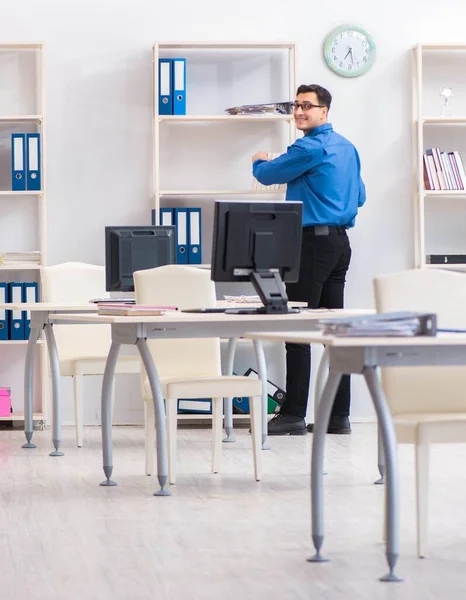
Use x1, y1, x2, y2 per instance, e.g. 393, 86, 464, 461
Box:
105, 225, 176, 292
211, 200, 303, 313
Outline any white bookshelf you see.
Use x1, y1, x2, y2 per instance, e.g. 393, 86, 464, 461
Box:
0, 43, 46, 425
152, 41, 297, 238
413, 43, 466, 269
152, 42, 295, 417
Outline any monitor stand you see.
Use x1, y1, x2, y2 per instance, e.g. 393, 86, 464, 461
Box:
225, 270, 300, 315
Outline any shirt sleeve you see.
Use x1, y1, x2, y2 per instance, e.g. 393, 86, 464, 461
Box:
252, 141, 321, 185
358, 177, 366, 207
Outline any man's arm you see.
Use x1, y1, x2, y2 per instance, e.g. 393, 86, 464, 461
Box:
252, 143, 319, 185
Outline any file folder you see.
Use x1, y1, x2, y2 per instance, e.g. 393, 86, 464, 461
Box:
22, 282, 38, 340
9, 282, 25, 340
232, 367, 285, 414
188, 208, 201, 264
172, 58, 186, 115
174, 208, 189, 264
26, 133, 41, 191
158, 58, 173, 115
0, 283, 8, 341
160, 207, 174, 227
11, 133, 26, 191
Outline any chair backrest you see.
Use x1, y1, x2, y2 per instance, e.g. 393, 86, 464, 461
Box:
41, 262, 111, 358
134, 265, 221, 378
374, 268, 466, 415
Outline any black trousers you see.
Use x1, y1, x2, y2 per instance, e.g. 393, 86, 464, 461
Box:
281, 226, 352, 419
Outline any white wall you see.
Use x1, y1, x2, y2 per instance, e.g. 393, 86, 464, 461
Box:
0, 0, 463, 424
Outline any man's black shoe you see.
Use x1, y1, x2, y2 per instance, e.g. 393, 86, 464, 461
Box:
267, 413, 307, 436
306, 416, 351, 435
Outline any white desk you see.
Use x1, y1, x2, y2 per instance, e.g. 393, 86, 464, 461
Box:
244, 330, 466, 582
5, 301, 308, 454
50, 310, 371, 497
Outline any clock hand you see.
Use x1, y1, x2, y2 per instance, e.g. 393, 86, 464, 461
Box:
344, 49, 351, 60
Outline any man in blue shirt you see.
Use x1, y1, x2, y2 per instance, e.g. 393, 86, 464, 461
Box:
252, 84, 366, 436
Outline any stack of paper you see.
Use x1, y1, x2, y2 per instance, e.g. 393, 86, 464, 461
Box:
317, 311, 437, 337
225, 102, 293, 115
97, 303, 178, 317
0, 251, 41, 265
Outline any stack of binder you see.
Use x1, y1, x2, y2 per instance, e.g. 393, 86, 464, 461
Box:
152, 207, 202, 264
158, 58, 186, 115
0, 251, 41, 266
0, 281, 39, 340
11, 134, 41, 191
317, 311, 437, 337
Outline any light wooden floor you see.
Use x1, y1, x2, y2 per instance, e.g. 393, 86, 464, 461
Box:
2, 423, 466, 600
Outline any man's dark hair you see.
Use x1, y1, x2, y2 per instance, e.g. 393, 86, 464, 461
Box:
296, 84, 332, 110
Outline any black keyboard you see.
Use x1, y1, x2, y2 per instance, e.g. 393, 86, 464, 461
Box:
182, 307, 227, 314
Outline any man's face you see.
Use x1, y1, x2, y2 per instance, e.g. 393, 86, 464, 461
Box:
293, 92, 328, 133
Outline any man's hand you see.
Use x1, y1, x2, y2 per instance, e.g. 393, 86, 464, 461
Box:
252, 151, 270, 163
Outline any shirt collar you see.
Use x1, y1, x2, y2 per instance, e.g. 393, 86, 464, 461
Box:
305, 123, 333, 137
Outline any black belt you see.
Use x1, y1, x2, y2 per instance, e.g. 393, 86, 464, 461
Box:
303, 225, 347, 235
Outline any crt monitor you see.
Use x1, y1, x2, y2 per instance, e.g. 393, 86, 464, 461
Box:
105, 225, 176, 292
211, 200, 303, 314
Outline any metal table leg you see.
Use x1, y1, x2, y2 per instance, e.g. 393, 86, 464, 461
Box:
363, 367, 402, 582
137, 338, 170, 497
100, 341, 121, 487
252, 339, 269, 450
22, 325, 42, 449
44, 324, 63, 457
223, 337, 237, 443
308, 370, 342, 564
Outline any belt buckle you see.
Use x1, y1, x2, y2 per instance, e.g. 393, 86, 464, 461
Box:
315, 225, 329, 236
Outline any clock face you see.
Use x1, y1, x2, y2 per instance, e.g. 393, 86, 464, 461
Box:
323, 25, 376, 78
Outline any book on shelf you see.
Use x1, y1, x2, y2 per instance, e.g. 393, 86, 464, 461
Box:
426, 254, 466, 265
423, 148, 466, 191
97, 303, 178, 316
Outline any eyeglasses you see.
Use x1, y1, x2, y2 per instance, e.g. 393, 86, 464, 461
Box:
292, 101, 325, 111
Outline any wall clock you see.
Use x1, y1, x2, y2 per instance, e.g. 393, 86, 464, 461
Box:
323, 24, 376, 78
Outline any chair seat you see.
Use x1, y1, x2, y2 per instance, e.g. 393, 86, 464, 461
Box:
60, 355, 140, 376
144, 375, 262, 400
394, 412, 466, 444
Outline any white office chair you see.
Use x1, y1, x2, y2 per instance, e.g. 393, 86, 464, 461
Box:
134, 264, 262, 484
374, 268, 466, 557
41, 262, 140, 447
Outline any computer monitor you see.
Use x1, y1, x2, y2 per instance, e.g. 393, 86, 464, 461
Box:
105, 225, 176, 292
211, 200, 303, 314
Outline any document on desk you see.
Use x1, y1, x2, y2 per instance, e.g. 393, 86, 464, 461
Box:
317, 311, 437, 337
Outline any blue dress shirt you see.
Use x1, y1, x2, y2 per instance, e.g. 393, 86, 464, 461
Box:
252, 123, 366, 228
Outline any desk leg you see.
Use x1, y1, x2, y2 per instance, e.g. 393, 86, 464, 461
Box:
223, 337, 237, 443
313, 346, 329, 415
363, 367, 402, 583
253, 339, 269, 450
308, 371, 341, 564
22, 325, 41, 449
44, 324, 64, 457
375, 423, 385, 485
100, 342, 120, 487
137, 338, 170, 497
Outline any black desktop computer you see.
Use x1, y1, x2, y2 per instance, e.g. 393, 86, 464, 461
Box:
211, 200, 303, 314
105, 225, 176, 293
